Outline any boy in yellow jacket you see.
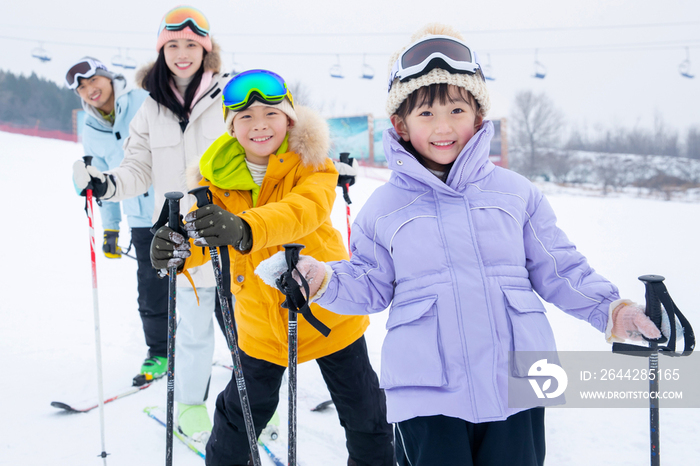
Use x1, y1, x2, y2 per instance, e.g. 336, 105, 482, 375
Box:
150, 69, 393, 466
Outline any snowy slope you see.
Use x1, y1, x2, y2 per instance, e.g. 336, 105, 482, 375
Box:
0, 131, 698, 465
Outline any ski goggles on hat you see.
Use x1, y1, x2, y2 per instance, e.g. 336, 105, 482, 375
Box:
222, 69, 294, 119
158, 5, 210, 37
65, 58, 108, 90
387, 35, 485, 92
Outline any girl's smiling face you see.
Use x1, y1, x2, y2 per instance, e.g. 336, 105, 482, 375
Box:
163, 39, 204, 79
391, 85, 483, 172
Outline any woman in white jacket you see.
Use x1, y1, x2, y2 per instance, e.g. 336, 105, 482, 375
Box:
72, 5, 229, 441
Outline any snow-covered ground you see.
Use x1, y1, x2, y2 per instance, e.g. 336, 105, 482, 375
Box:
1, 130, 698, 465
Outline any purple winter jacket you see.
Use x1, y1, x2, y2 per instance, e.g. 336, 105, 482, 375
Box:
315, 121, 620, 424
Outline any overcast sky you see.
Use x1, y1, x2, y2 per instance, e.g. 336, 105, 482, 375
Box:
3, 0, 699, 134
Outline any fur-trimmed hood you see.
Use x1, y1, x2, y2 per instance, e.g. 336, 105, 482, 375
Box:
186, 105, 330, 190
135, 39, 222, 89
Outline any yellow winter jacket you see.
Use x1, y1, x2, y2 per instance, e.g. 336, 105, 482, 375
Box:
183, 106, 368, 366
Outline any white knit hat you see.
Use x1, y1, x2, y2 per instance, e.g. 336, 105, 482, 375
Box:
225, 98, 298, 137
386, 23, 490, 118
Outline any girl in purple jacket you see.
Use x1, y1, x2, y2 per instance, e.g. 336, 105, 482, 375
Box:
257, 23, 661, 466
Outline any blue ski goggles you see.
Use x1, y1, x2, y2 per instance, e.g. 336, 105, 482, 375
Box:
222, 69, 294, 120
388, 35, 485, 92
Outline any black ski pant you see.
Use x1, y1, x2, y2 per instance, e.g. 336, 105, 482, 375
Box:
131, 227, 169, 358
395, 408, 545, 466
205, 335, 395, 466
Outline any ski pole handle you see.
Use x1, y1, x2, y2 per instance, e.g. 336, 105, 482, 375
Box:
276, 244, 331, 337
189, 186, 212, 208
283, 243, 305, 271
165, 192, 184, 230
639, 274, 666, 341
82, 155, 94, 192
338, 152, 353, 205
612, 274, 667, 356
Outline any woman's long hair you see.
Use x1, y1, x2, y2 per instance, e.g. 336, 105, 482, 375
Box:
143, 47, 207, 123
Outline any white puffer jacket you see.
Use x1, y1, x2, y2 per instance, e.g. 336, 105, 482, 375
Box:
106, 43, 229, 288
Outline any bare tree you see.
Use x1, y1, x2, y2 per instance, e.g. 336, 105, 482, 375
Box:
287, 81, 313, 108
686, 126, 700, 159
510, 90, 564, 178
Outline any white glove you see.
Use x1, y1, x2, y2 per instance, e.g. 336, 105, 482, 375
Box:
72, 160, 116, 199
334, 158, 358, 177
255, 251, 332, 302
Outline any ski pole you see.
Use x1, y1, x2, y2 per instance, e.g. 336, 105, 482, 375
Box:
338, 152, 354, 256
612, 274, 696, 466
275, 244, 332, 466
189, 187, 262, 466
163, 191, 184, 466
285, 248, 299, 466
82, 155, 109, 464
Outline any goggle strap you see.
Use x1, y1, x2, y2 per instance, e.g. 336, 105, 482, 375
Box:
164, 18, 208, 36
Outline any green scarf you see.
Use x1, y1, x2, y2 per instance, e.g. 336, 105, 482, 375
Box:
199, 133, 289, 206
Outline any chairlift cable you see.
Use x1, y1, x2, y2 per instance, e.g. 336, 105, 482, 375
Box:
1, 19, 698, 37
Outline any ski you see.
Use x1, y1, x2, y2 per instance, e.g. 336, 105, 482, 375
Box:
144, 406, 286, 466
310, 399, 334, 412
258, 440, 286, 466
144, 406, 205, 459
51, 382, 153, 413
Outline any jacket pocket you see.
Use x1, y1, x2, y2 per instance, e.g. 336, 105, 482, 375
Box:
380, 295, 446, 389
503, 287, 556, 377
150, 124, 181, 149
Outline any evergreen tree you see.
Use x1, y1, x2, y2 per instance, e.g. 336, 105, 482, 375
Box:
0, 70, 81, 132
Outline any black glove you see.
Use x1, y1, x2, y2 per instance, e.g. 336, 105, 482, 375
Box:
183, 204, 252, 251
72, 160, 116, 199
102, 229, 122, 259
150, 226, 191, 270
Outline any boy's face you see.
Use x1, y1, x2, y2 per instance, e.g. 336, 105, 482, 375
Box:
231, 105, 291, 165
391, 85, 483, 172
77, 75, 114, 113
164, 39, 204, 79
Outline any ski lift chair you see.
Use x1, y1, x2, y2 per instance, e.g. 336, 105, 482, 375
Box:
679, 47, 694, 79
360, 55, 374, 79
482, 54, 495, 81
532, 50, 546, 79
330, 55, 344, 79
31, 44, 51, 63
122, 50, 137, 70
111, 49, 124, 68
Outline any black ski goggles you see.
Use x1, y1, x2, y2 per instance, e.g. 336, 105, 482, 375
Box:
388, 35, 485, 92
65, 58, 108, 90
